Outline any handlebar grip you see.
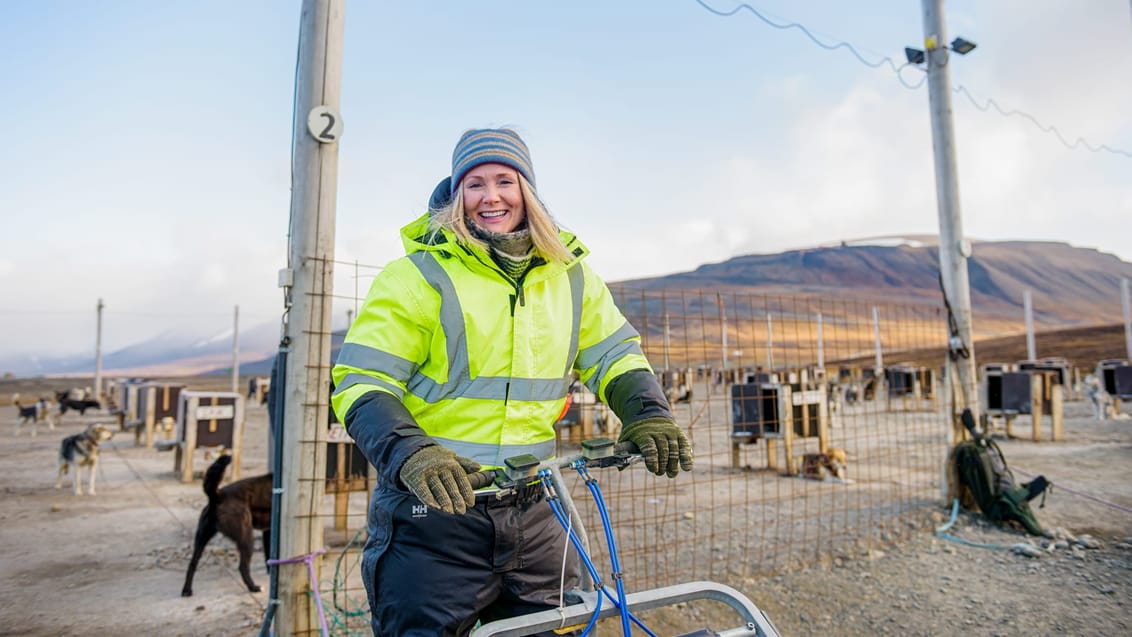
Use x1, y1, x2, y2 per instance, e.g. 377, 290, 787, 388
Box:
614, 441, 639, 455
467, 469, 498, 490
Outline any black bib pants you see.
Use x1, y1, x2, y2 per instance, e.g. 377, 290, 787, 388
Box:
362, 480, 581, 636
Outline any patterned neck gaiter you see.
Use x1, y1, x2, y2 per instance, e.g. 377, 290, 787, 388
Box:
465, 218, 535, 281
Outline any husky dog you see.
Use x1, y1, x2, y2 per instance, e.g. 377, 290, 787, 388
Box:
13, 394, 55, 436
800, 447, 849, 482
182, 453, 273, 596
1084, 374, 1115, 420
56, 424, 114, 495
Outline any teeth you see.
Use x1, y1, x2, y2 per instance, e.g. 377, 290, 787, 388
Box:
480, 211, 507, 218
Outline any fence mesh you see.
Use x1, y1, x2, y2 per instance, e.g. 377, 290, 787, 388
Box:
287, 278, 953, 635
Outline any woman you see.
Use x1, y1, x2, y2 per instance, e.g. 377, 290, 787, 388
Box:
331, 127, 693, 636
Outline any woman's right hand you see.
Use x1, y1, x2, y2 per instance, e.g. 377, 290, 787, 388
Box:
398, 445, 482, 514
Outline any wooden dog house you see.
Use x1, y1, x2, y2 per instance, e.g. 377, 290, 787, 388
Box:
129, 382, 185, 448
159, 391, 246, 483
730, 378, 829, 474
980, 363, 1063, 441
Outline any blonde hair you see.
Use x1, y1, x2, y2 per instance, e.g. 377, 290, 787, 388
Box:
429, 174, 573, 264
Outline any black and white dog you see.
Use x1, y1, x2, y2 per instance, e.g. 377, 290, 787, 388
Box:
56, 424, 114, 495
13, 393, 55, 437
55, 389, 102, 419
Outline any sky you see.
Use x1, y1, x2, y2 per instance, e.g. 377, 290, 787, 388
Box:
1, 0, 1130, 363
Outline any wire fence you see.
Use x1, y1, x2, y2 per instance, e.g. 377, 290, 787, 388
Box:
292, 283, 953, 635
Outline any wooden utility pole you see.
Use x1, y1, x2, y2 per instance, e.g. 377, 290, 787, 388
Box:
872, 306, 884, 371
717, 293, 727, 371
276, 0, 344, 634
921, 0, 980, 438
1024, 290, 1036, 360
94, 298, 104, 400
765, 313, 774, 370
1123, 278, 1131, 360
663, 312, 671, 371
815, 312, 824, 371
231, 305, 240, 394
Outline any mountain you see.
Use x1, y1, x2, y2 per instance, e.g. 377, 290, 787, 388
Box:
621, 238, 1132, 335
1, 320, 283, 379
6, 238, 1129, 378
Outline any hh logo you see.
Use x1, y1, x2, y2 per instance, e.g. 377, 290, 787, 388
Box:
411, 504, 428, 519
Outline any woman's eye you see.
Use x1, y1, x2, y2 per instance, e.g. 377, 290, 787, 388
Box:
466, 182, 483, 189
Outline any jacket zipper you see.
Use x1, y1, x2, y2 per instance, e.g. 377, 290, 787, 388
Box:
464, 247, 526, 316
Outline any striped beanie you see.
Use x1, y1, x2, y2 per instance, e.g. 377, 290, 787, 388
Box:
450, 128, 535, 195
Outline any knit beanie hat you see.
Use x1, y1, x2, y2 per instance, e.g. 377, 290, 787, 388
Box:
450, 128, 535, 195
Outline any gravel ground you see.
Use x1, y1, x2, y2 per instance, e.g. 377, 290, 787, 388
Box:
2, 379, 1130, 636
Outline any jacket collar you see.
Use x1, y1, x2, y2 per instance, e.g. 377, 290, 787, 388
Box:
399, 213, 588, 283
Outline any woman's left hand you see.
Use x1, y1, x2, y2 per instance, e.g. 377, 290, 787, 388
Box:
617, 417, 694, 478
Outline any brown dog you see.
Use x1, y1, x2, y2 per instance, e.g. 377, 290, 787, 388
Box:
800, 447, 849, 481
181, 453, 273, 596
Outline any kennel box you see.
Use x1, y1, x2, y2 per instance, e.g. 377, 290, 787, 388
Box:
139, 382, 184, 421
111, 378, 147, 430
731, 382, 779, 439
169, 391, 246, 483
787, 382, 826, 439
743, 371, 779, 385
1097, 359, 1132, 397
325, 400, 370, 490
132, 382, 186, 447
984, 370, 1032, 414
885, 367, 916, 396
1116, 366, 1132, 399
1017, 358, 1070, 387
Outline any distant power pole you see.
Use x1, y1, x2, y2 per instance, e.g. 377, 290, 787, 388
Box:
766, 313, 774, 370
921, 0, 980, 437
94, 298, 104, 400
815, 312, 825, 371
1024, 290, 1036, 360
1122, 278, 1131, 360
717, 293, 728, 371
872, 306, 883, 371
663, 312, 671, 371
231, 305, 240, 393
274, 0, 344, 635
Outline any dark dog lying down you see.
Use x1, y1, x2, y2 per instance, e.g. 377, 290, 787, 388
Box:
182, 454, 273, 596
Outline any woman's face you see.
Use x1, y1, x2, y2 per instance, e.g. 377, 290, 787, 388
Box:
461, 163, 527, 234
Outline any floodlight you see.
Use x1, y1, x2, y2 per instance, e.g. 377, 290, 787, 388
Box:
950, 37, 977, 55
904, 47, 925, 65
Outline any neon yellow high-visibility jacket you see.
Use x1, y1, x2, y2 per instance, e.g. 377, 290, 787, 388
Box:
331, 213, 671, 482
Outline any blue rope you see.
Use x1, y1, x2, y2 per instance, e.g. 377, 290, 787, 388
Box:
579, 465, 631, 636
576, 465, 659, 637
934, 499, 1013, 550
542, 471, 604, 635
542, 467, 659, 636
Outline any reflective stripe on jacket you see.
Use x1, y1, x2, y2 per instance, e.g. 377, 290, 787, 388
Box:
331, 213, 653, 470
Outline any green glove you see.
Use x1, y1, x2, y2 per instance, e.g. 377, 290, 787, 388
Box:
399, 445, 481, 515
618, 417, 694, 478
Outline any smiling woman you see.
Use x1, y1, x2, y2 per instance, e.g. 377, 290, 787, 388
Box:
330, 126, 693, 635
